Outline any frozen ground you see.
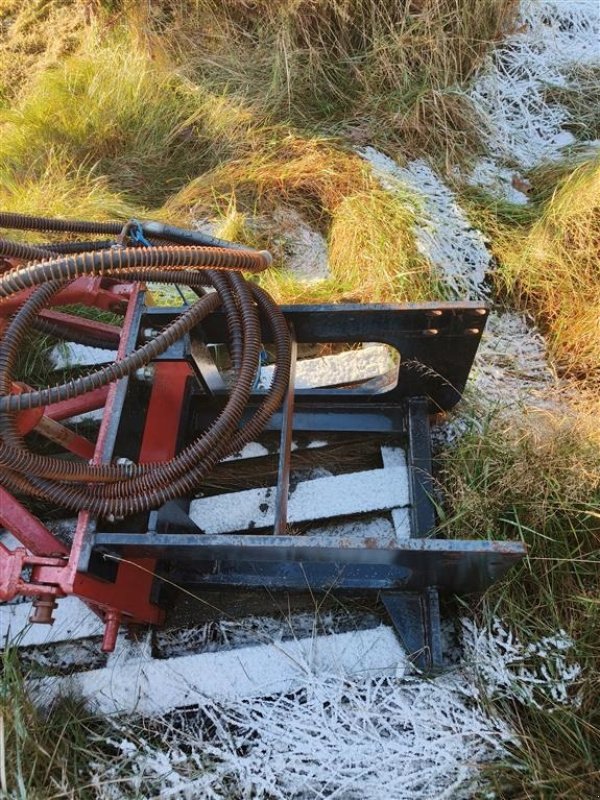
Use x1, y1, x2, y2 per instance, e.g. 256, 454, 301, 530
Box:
2, 599, 581, 799
360, 147, 492, 299
270, 206, 330, 282
4, 2, 596, 797
471, 0, 599, 168
468, 0, 600, 196
469, 310, 556, 408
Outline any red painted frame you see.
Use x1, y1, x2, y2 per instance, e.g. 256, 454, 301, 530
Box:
0, 280, 186, 650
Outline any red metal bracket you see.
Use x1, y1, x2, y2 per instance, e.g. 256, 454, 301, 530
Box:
0, 280, 168, 651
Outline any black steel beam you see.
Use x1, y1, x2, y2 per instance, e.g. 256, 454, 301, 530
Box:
93, 533, 524, 594
407, 398, 436, 538
142, 301, 489, 413
382, 588, 443, 671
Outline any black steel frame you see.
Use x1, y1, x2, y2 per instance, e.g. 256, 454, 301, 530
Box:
84, 298, 525, 671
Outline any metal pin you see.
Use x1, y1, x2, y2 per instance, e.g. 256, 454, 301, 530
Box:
29, 595, 57, 625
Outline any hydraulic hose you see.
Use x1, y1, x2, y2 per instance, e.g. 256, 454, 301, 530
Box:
0, 245, 272, 298
0, 212, 290, 517
0, 212, 244, 249
0, 237, 58, 263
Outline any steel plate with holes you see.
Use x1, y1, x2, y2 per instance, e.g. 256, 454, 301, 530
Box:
85, 298, 525, 671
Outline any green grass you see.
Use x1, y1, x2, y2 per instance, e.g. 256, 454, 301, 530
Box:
0, 646, 102, 799
0, 156, 137, 244
437, 406, 600, 797
1, 1, 599, 798
0, 28, 263, 207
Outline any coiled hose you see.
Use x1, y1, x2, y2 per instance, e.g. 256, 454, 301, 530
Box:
0, 212, 291, 518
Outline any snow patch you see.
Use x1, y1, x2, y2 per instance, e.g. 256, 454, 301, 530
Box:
471, 311, 556, 406
33, 626, 409, 716
222, 441, 270, 461
469, 0, 600, 175
434, 310, 557, 447
361, 147, 492, 299
271, 206, 330, 282
50, 342, 115, 369
463, 618, 582, 710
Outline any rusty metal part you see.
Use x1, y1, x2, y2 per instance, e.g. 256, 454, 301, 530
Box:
273, 323, 297, 536
0, 213, 288, 520
29, 595, 58, 625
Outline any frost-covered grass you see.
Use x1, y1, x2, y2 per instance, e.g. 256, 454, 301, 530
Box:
1, 0, 600, 797
2, 614, 589, 799
438, 405, 600, 797
469, 0, 600, 169
0, 646, 101, 800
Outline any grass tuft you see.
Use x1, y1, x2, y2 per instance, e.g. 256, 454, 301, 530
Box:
494, 157, 600, 382
0, 155, 137, 242
165, 134, 370, 224
167, 136, 434, 303
327, 188, 432, 301
0, 30, 257, 206
438, 404, 600, 797
149, 0, 518, 160
0, 646, 102, 799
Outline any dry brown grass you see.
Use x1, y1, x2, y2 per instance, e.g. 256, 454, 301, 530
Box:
0, 0, 93, 103
139, 0, 518, 160
164, 134, 371, 225
495, 157, 600, 382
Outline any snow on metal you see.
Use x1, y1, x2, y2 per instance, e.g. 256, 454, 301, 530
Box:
380, 445, 411, 539
50, 342, 115, 369
188, 465, 410, 534
33, 625, 408, 716
259, 343, 395, 390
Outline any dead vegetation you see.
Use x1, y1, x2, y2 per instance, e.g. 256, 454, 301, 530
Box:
495, 156, 600, 383
0, 0, 599, 797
